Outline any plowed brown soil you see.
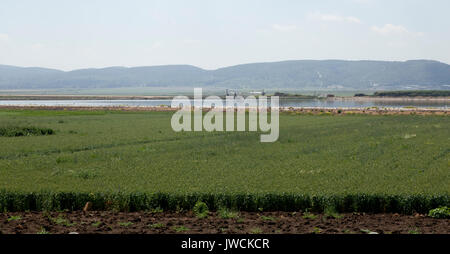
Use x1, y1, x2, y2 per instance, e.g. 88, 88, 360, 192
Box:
1, 211, 448, 234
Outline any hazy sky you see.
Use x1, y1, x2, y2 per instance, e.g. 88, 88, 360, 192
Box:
1, 0, 449, 70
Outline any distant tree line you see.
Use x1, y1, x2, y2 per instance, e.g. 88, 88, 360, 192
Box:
273, 92, 317, 98
372, 90, 450, 97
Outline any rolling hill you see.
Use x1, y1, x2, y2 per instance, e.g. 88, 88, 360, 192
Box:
0, 60, 449, 90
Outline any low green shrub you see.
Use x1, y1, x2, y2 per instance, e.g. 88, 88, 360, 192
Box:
218, 208, 239, 219
0, 126, 54, 137
193, 200, 209, 218
428, 206, 450, 219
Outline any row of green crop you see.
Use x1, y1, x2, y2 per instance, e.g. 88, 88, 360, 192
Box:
0, 191, 448, 214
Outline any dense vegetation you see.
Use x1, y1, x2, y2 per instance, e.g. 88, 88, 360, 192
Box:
1, 59, 449, 90
272, 92, 316, 98
0, 126, 54, 137
373, 90, 450, 97
0, 109, 448, 213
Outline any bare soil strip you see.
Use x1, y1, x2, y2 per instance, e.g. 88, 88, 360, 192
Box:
0, 211, 448, 234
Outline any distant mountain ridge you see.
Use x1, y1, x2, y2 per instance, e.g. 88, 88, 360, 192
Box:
0, 60, 449, 90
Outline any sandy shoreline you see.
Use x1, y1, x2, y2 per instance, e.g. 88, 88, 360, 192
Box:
0, 105, 447, 116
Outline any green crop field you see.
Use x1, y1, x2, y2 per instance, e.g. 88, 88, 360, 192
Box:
0, 109, 448, 213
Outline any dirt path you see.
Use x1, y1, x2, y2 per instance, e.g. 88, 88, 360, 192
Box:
1, 211, 448, 234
